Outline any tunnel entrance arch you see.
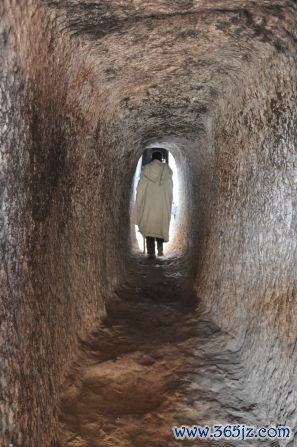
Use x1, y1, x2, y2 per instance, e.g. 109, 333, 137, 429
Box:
130, 138, 192, 258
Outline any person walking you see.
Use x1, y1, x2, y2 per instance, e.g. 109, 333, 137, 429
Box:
133, 150, 173, 258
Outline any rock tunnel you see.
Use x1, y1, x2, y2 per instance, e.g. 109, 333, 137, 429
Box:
1, 1, 297, 446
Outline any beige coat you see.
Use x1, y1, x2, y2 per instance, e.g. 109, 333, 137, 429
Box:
132, 160, 173, 242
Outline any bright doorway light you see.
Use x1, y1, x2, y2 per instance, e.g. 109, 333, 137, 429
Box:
132, 150, 180, 254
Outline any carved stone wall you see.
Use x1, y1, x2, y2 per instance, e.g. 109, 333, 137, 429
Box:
1, 1, 296, 445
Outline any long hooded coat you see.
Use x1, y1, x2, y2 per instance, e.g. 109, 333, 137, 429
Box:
132, 159, 173, 242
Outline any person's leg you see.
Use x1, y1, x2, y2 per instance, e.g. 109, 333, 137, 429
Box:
146, 237, 155, 257
156, 238, 164, 256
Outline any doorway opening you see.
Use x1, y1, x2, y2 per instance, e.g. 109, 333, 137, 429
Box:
131, 147, 181, 257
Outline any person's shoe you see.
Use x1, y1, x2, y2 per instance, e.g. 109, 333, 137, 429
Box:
157, 249, 163, 257
147, 253, 156, 259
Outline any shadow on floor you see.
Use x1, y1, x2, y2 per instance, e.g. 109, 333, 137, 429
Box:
57, 254, 272, 447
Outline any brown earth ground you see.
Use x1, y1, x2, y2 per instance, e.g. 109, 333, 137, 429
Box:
58, 255, 278, 447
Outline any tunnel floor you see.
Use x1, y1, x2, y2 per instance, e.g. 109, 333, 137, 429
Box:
58, 255, 272, 447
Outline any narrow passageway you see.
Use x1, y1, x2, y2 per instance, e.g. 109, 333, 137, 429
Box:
2, 2, 297, 446
58, 254, 269, 447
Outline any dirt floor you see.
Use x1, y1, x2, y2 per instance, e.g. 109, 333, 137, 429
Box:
58, 255, 274, 447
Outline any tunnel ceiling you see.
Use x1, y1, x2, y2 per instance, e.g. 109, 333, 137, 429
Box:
2, 1, 297, 445
48, 0, 295, 42
46, 0, 297, 139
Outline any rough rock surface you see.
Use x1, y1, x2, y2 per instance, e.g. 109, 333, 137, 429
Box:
59, 255, 273, 447
1, 1, 297, 446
